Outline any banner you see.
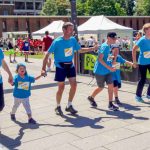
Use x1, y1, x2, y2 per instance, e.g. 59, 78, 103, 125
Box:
84, 54, 97, 71
82, 51, 139, 82
147, 70, 150, 79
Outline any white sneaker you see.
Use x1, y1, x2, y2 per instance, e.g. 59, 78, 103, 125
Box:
46, 68, 51, 72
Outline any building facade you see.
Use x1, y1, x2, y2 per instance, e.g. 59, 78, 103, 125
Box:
0, 0, 45, 15
0, 16, 150, 37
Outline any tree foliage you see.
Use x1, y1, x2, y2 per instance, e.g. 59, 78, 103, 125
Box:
135, 0, 150, 15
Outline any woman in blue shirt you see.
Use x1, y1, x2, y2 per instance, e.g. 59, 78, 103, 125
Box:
132, 23, 150, 102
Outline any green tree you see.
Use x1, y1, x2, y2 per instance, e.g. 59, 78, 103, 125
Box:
56, 0, 70, 15
86, 0, 117, 16
76, 0, 88, 15
40, 0, 57, 15
40, 0, 70, 16
115, 3, 126, 16
135, 0, 150, 15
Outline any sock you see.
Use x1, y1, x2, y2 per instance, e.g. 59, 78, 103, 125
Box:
57, 104, 60, 107
68, 101, 72, 107
115, 97, 118, 100
109, 101, 113, 106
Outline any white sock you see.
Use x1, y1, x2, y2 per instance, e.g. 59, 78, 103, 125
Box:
57, 104, 60, 107
68, 101, 72, 107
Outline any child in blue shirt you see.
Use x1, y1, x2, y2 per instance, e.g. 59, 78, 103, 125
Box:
10, 63, 42, 124
111, 45, 133, 105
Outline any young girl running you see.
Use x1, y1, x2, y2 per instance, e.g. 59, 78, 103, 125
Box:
10, 63, 42, 124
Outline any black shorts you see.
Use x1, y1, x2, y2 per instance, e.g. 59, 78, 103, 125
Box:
55, 66, 76, 82
113, 80, 121, 88
0, 83, 4, 111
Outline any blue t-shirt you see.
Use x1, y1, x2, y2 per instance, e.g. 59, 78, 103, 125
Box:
136, 36, 150, 65
48, 36, 81, 68
93, 42, 112, 75
13, 74, 35, 98
112, 55, 126, 83
0, 49, 4, 84
23, 41, 30, 51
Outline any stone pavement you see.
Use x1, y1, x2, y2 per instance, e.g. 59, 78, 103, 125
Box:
1, 56, 150, 150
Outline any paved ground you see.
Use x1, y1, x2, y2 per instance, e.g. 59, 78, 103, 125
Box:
1, 56, 150, 150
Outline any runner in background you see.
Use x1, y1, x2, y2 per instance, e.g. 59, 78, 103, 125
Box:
22, 37, 30, 62
42, 31, 53, 72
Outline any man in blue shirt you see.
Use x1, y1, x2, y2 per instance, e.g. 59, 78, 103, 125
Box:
0, 48, 13, 113
87, 32, 119, 111
132, 23, 150, 102
41, 22, 98, 116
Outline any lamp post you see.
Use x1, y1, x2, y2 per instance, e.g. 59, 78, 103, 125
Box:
70, 0, 78, 40
70, 0, 80, 73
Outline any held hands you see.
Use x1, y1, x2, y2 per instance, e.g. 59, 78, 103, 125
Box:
8, 74, 13, 85
109, 67, 116, 72
133, 62, 138, 68
41, 70, 47, 77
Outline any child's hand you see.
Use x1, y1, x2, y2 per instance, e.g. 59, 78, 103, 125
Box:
41, 70, 47, 77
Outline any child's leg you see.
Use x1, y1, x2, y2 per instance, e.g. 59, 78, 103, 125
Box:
113, 86, 118, 98
11, 97, 21, 114
22, 98, 32, 119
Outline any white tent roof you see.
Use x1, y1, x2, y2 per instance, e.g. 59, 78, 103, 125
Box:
32, 20, 64, 36
78, 15, 133, 34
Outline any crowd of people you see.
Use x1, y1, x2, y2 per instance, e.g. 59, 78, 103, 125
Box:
0, 22, 150, 129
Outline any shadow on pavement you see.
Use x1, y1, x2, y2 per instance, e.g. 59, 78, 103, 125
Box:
51, 114, 104, 129
0, 120, 52, 150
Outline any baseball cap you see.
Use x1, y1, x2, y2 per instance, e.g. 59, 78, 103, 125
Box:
16, 63, 26, 70
107, 32, 117, 38
111, 44, 120, 50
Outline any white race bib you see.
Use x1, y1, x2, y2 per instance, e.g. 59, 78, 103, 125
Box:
112, 62, 120, 69
18, 82, 29, 90
25, 43, 29, 47
144, 51, 150, 58
107, 54, 114, 61
64, 47, 73, 57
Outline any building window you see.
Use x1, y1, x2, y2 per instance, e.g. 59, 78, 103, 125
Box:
26, 2, 33, 10
35, 2, 42, 10
3, 10, 8, 15
2, 21, 6, 31
15, 2, 25, 9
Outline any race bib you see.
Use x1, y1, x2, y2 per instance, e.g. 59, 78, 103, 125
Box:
25, 43, 29, 47
144, 51, 150, 58
18, 82, 29, 90
64, 47, 73, 57
107, 54, 114, 61
112, 62, 120, 69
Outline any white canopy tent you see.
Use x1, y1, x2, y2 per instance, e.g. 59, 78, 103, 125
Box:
78, 15, 133, 50
32, 20, 64, 37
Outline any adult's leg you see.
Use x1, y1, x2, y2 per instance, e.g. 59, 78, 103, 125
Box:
147, 64, 150, 96
0, 83, 4, 112
136, 65, 147, 97
56, 82, 65, 105
68, 77, 77, 102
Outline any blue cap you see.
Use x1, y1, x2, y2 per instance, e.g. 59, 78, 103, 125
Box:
16, 63, 26, 69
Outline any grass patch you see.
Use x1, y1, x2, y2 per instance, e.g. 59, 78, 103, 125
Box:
4, 51, 44, 59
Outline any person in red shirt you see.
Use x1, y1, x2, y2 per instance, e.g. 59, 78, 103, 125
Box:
42, 31, 53, 72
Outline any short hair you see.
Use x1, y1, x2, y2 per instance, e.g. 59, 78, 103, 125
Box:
62, 22, 74, 30
45, 31, 49, 35
142, 23, 150, 34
